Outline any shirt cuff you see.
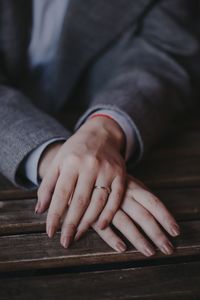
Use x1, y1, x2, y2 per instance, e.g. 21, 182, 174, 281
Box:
23, 137, 66, 186
75, 109, 137, 161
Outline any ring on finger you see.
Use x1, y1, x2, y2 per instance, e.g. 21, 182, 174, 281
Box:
94, 185, 111, 195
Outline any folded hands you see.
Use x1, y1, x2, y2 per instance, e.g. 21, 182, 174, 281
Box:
35, 116, 180, 256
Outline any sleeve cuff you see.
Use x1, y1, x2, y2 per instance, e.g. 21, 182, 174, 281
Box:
75, 107, 140, 162
23, 137, 66, 186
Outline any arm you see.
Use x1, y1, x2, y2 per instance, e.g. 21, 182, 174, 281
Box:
80, 0, 200, 160
0, 71, 71, 188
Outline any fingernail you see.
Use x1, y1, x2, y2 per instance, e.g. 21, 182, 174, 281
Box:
98, 219, 108, 230
61, 236, 71, 248
161, 242, 174, 255
144, 247, 155, 257
47, 226, 55, 238
171, 224, 180, 237
35, 202, 40, 214
74, 231, 83, 241
116, 242, 127, 252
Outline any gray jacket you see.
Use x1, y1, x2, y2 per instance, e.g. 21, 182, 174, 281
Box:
0, 0, 199, 188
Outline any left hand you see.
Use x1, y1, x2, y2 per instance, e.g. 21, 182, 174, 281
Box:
79, 175, 180, 256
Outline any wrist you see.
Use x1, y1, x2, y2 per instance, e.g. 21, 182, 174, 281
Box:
81, 116, 126, 153
38, 142, 63, 179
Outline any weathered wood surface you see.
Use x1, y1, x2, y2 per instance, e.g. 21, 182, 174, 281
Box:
0, 187, 200, 236
1, 261, 200, 300
0, 220, 200, 272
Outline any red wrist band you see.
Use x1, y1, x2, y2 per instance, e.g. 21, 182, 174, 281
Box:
89, 113, 114, 121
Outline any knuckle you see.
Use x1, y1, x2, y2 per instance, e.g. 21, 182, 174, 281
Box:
62, 222, 76, 234
52, 212, 61, 221
86, 155, 100, 168
65, 154, 80, 167
76, 195, 88, 208
56, 187, 67, 200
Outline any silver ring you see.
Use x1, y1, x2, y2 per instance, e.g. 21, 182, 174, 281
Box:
94, 186, 111, 195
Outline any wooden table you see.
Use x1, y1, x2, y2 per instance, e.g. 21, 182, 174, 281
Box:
0, 111, 200, 299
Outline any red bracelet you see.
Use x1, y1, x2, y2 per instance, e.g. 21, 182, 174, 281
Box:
89, 113, 114, 121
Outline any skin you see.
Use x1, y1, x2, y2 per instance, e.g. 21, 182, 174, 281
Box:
35, 116, 180, 256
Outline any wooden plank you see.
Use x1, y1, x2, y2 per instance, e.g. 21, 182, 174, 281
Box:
0, 198, 45, 235
156, 188, 200, 221
1, 261, 200, 299
132, 156, 200, 188
129, 114, 200, 188
0, 189, 36, 201
0, 187, 200, 236
0, 221, 199, 272
0, 174, 36, 200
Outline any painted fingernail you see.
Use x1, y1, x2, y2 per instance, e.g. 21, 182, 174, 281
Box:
144, 247, 155, 257
74, 231, 83, 241
116, 242, 127, 253
34, 202, 40, 214
61, 236, 71, 248
47, 226, 55, 238
161, 242, 174, 255
98, 220, 108, 230
171, 224, 180, 237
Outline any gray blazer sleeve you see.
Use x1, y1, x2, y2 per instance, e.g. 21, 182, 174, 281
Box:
0, 73, 71, 188
79, 0, 200, 161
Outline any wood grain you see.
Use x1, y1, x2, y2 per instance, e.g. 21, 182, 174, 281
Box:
1, 261, 200, 300
0, 187, 200, 236
0, 221, 200, 272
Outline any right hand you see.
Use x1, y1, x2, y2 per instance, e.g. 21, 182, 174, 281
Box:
36, 116, 126, 248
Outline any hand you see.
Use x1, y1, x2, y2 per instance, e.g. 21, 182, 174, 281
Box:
36, 116, 126, 248
89, 175, 180, 256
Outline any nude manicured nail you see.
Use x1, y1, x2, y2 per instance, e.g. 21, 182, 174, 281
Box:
47, 226, 55, 238
144, 247, 155, 257
98, 220, 108, 230
61, 236, 71, 248
74, 231, 83, 241
161, 242, 174, 255
171, 224, 180, 236
34, 202, 40, 214
116, 242, 127, 252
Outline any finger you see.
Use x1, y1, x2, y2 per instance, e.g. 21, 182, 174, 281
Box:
92, 222, 127, 253
97, 175, 125, 230
60, 172, 96, 248
36, 163, 59, 214
127, 188, 180, 237
112, 210, 155, 257
75, 188, 108, 241
122, 198, 174, 255
46, 168, 78, 238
